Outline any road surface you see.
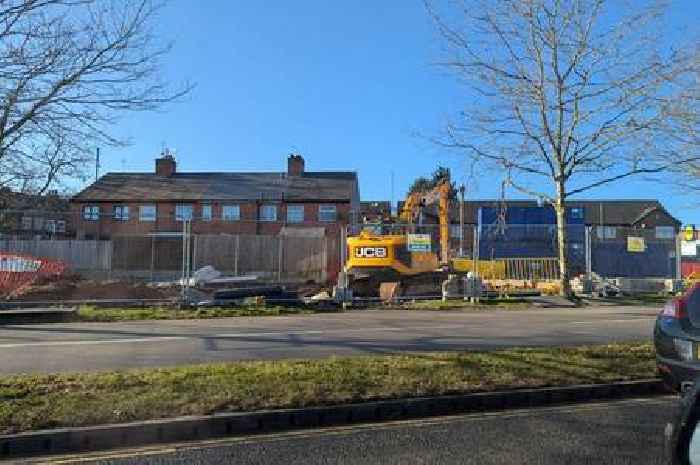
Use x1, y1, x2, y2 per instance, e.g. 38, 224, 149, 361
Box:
27, 396, 677, 465
0, 305, 658, 374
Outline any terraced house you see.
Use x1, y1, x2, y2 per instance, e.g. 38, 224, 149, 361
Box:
71, 153, 360, 240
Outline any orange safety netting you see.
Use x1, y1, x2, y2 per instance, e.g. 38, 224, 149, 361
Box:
0, 253, 66, 296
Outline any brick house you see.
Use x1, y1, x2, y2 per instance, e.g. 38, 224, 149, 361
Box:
359, 201, 392, 223
71, 153, 360, 240
0, 189, 73, 238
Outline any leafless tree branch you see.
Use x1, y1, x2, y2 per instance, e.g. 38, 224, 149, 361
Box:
0, 0, 193, 195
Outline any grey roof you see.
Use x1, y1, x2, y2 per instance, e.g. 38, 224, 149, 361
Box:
72, 171, 358, 202
416, 199, 680, 226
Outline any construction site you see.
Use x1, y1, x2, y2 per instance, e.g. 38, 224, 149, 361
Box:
0, 178, 691, 310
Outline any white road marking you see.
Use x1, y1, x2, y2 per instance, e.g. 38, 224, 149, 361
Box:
0, 336, 187, 348
0, 325, 466, 349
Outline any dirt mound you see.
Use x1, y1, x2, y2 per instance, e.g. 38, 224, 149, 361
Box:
8, 276, 179, 301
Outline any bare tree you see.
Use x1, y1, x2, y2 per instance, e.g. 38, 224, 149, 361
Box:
425, 0, 699, 296
0, 0, 191, 195
668, 54, 700, 193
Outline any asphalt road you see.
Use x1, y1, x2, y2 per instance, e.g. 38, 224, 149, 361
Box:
0, 305, 659, 374
27, 396, 677, 465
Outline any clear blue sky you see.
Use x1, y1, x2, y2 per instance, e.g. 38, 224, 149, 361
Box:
102, 1, 700, 224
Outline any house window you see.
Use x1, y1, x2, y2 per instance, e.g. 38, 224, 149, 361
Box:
259, 204, 277, 222
113, 205, 129, 221
655, 226, 676, 239
222, 205, 240, 221
175, 204, 193, 221
318, 205, 337, 222
202, 204, 213, 222
83, 205, 100, 221
596, 226, 617, 239
21, 216, 32, 230
286, 205, 304, 223
569, 207, 584, 219
33, 217, 44, 230
45, 220, 56, 233
56, 220, 66, 233
139, 205, 156, 222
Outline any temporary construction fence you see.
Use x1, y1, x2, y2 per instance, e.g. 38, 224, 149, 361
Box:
349, 223, 681, 281
0, 233, 338, 284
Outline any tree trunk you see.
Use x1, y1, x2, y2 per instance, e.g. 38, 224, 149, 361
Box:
555, 180, 572, 298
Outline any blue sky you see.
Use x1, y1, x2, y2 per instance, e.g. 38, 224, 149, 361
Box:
103, 1, 700, 224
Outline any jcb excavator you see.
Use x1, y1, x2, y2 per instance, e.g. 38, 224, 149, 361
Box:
344, 181, 452, 297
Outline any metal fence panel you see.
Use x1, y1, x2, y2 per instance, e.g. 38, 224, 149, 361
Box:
589, 226, 678, 278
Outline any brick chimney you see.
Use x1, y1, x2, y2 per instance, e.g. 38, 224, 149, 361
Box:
156, 153, 176, 177
287, 154, 305, 177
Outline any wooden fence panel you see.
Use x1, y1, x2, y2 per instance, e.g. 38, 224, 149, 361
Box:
0, 240, 111, 271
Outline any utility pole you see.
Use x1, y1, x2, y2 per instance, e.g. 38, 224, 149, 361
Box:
390, 170, 395, 217
95, 147, 100, 181
459, 184, 465, 256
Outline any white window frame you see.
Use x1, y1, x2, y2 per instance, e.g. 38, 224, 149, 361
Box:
318, 204, 337, 222
286, 204, 304, 223
222, 204, 240, 221
655, 226, 676, 239
33, 217, 44, 230
596, 226, 617, 239
56, 220, 66, 233
21, 216, 32, 230
569, 207, 584, 219
139, 205, 156, 222
175, 204, 193, 221
201, 204, 213, 222
113, 205, 129, 221
83, 205, 100, 221
259, 204, 277, 222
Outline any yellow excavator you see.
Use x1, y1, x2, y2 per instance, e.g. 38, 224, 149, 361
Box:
344, 181, 452, 296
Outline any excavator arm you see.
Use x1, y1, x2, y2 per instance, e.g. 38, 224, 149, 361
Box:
399, 181, 450, 265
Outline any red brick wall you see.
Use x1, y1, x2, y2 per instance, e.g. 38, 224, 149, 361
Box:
72, 200, 351, 239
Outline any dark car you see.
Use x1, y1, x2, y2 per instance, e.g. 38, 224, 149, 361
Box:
655, 283, 700, 392
666, 374, 700, 465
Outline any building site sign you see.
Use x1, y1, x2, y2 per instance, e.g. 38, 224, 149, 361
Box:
407, 234, 431, 252
682, 241, 699, 257
627, 236, 646, 253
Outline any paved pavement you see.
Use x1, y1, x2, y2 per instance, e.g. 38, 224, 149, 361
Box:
0, 305, 659, 374
28, 396, 677, 465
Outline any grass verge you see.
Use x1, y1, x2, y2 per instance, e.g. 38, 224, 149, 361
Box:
74, 305, 328, 322
0, 341, 655, 434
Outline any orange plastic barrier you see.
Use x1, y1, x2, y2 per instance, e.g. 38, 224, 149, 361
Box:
0, 253, 66, 296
